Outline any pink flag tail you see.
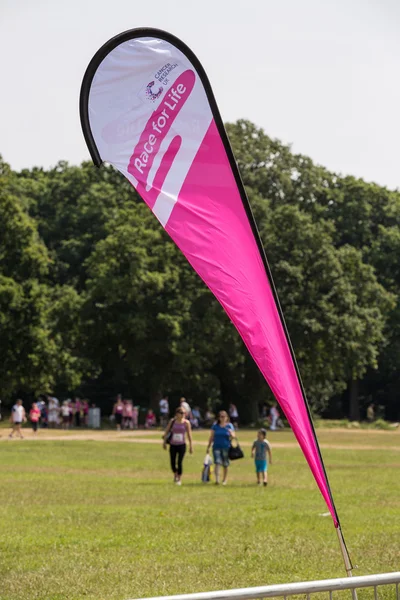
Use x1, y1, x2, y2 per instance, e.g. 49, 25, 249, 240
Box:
80, 27, 354, 570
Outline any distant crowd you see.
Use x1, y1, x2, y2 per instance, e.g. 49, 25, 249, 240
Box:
7, 396, 98, 438
6, 392, 285, 440
111, 394, 241, 432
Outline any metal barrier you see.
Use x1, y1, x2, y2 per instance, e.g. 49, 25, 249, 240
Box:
128, 572, 400, 600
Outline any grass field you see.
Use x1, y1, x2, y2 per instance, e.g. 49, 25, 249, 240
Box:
0, 428, 399, 600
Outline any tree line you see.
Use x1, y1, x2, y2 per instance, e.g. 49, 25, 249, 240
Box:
1, 120, 399, 422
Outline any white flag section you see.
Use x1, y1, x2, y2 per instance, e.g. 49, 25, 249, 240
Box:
85, 37, 212, 227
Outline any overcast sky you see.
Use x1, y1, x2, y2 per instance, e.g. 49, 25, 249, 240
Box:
1, 0, 399, 189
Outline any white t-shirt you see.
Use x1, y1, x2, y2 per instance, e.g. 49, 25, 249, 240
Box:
48, 398, 59, 414
159, 398, 169, 414
12, 404, 24, 423
181, 401, 191, 416
61, 405, 70, 417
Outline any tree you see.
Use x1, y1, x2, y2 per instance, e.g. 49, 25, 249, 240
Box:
257, 204, 394, 413
83, 202, 194, 402
227, 122, 399, 418
2, 118, 399, 420
0, 159, 88, 401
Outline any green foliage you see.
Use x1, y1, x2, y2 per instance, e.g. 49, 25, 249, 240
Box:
227, 122, 400, 417
256, 204, 394, 410
1, 117, 400, 419
83, 203, 195, 398
0, 159, 90, 399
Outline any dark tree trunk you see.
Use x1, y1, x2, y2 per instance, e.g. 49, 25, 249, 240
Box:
150, 387, 162, 411
218, 372, 240, 412
242, 355, 270, 424
349, 378, 360, 421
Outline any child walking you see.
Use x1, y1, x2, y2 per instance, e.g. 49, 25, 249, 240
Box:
29, 402, 41, 436
251, 428, 272, 486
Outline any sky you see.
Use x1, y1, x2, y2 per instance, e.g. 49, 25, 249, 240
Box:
1, 0, 399, 189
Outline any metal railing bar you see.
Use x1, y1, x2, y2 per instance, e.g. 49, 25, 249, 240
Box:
127, 573, 400, 600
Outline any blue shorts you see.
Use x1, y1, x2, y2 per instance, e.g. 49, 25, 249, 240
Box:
213, 448, 230, 468
255, 459, 267, 473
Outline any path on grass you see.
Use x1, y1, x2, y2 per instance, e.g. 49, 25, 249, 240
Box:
1, 428, 399, 451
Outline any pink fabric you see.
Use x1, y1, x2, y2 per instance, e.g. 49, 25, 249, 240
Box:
85, 35, 337, 526
163, 120, 337, 525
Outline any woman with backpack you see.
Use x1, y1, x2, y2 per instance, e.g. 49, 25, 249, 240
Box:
163, 407, 193, 485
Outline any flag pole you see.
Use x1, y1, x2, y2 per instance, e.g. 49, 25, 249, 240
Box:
336, 525, 358, 600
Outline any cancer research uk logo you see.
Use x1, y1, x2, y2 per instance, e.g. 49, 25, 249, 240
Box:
145, 81, 163, 101
145, 62, 178, 101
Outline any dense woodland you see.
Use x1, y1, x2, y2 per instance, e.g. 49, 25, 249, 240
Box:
1, 120, 400, 422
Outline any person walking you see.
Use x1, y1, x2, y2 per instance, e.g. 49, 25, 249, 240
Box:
68, 398, 75, 428
144, 408, 156, 428
179, 397, 191, 420
112, 395, 124, 431
229, 403, 239, 429
47, 396, 60, 428
367, 403, 375, 422
163, 407, 193, 485
206, 410, 235, 485
74, 396, 82, 428
9, 399, 26, 439
123, 400, 134, 429
61, 400, 71, 430
132, 405, 139, 429
251, 428, 272, 486
82, 399, 89, 426
29, 402, 41, 436
159, 395, 169, 429
269, 403, 280, 431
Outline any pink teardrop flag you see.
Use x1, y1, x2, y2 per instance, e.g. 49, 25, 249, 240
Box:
80, 30, 354, 569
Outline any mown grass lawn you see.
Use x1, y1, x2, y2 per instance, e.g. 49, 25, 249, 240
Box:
0, 429, 399, 600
